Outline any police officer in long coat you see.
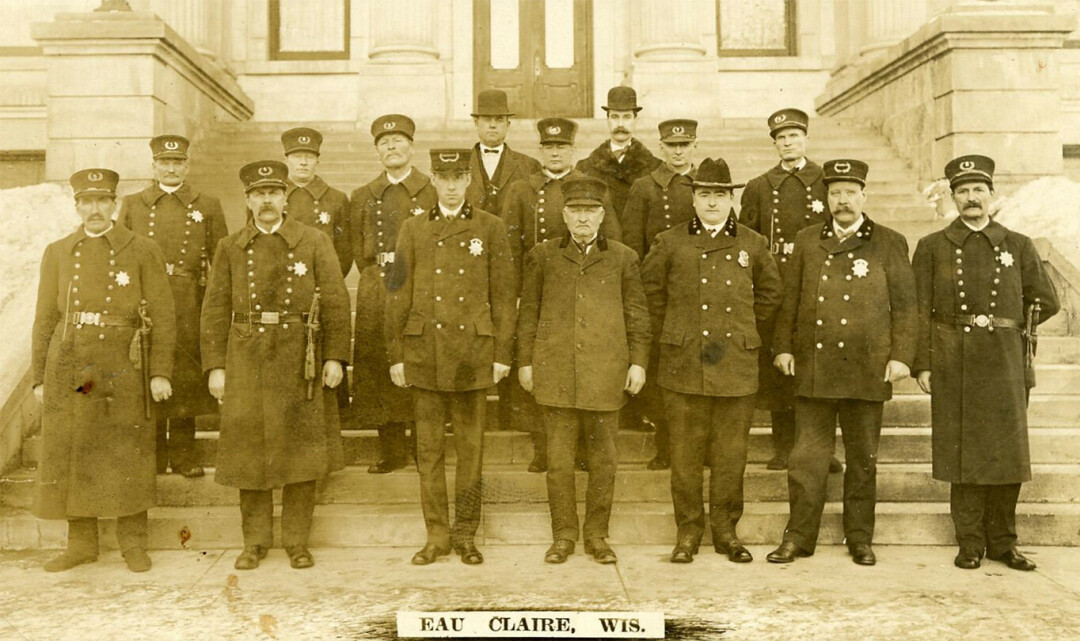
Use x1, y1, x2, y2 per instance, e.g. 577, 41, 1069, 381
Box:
386, 149, 517, 566
912, 155, 1059, 571
739, 109, 836, 472
350, 114, 436, 474
767, 159, 917, 567
500, 117, 620, 472
464, 89, 542, 214
641, 158, 783, 564
118, 135, 228, 479
621, 119, 700, 470
201, 160, 351, 571
32, 169, 176, 573
516, 176, 651, 565
281, 127, 353, 275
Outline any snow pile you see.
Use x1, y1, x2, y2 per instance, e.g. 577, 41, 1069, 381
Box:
994, 176, 1080, 269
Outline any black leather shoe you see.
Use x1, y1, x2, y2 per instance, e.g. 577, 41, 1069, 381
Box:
767, 541, 812, 563
44, 551, 97, 573
766, 455, 788, 471
411, 543, 450, 565
234, 545, 267, 570
829, 457, 843, 473
544, 539, 575, 564
454, 543, 484, 565
647, 454, 670, 471
123, 548, 152, 573
669, 539, 699, 564
584, 538, 617, 564
286, 546, 314, 569
178, 465, 205, 479
368, 458, 406, 474
954, 547, 983, 569
989, 549, 1037, 571
714, 538, 753, 563
849, 543, 876, 566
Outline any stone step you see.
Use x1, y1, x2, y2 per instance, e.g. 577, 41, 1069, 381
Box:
4, 501, 1079, 550
891, 363, 1080, 395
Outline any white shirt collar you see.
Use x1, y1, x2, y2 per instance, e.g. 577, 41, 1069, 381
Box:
158, 182, 182, 193
781, 157, 807, 172
439, 203, 464, 219
573, 232, 599, 254
833, 215, 865, 238
543, 167, 572, 181
255, 219, 283, 235
386, 167, 413, 185
84, 223, 114, 238
479, 143, 505, 154
610, 140, 630, 153
961, 217, 990, 232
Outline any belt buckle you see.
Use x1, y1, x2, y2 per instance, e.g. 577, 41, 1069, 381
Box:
79, 312, 101, 326
377, 252, 395, 266
260, 311, 280, 324
974, 314, 990, 328
165, 262, 175, 276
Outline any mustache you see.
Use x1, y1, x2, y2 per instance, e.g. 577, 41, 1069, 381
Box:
613, 127, 629, 134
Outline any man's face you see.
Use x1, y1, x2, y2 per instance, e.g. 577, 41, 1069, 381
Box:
606, 110, 637, 144
692, 187, 733, 227
474, 115, 510, 147
539, 142, 573, 173
773, 128, 808, 163
153, 158, 189, 187
952, 180, 994, 225
375, 133, 414, 171
246, 186, 287, 226
75, 194, 116, 234
285, 151, 319, 184
660, 141, 695, 171
827, 181, 866, 227
432, 172, 472, 209
562, 204, 605, 242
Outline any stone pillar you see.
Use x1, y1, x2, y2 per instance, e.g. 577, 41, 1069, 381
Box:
627, 0, 715, 119
31, 11, 253, 189
151, 0, 220, 60
860, 0, 927, 57
632, 0, 707, 60
368, 0, 439, 61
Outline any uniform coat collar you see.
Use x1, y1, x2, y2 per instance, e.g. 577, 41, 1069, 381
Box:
944, 215, 1008, 248
527, 167, 583, 191
140, 182, 200, 208
286, 175, 329, 200
819, 213, 876, 254
558, 232, 609, 268
650, 163, 696, 189
427, 201, 476, 241
688, 213, 739, 249
63, 223, 136, 255
235, 217, 305, 249
369, 168, 431, 199
765, 158, 823, 190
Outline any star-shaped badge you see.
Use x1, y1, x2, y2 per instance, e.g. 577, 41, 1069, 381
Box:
997, 250, 1014, 268
289, 261, 308, 277
188, 210, 204, 223
468, 238, 484, 257
811, 199, 825, 214
738, 250, 750, 268
411, 206, 425, 216
116, 271, 131, 286
852, 258, 869, 278
317, 211, 330, 225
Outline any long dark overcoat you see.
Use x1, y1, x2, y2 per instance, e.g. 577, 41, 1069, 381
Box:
516, 235, 651, 411
201, 219, 351, 489
32, 225, 176, 519
118, 183, 227, 418
621, 165, 696, 259
912, 217, 1059, 484
575, 138, 661, 217
285, 176, 353, 275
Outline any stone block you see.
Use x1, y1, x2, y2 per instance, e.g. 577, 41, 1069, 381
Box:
45, 138, 156, 183
932, 49, 1063, 97
47, 95, 159, 139
933, 132, 1064, 177
935, 89, 1061, 137
49, 56, 155, 97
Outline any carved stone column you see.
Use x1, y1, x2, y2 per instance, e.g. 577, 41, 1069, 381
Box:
369, 0, 439, 61
150, 0, 220, 60
860, 0, 927, 56
632, 0, 707, 60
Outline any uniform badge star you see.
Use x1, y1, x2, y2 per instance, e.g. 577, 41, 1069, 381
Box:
811, 199, 825, 214
188, 210, 204, 223
997, 250, 1014, 268
738, 250, 750, 268
411, 206, 425, 216
289, 261, 308, 277
317, 211, 330, 225
468, 238, 484, 256
116, 271, 131, 286
852, 258, 869, 278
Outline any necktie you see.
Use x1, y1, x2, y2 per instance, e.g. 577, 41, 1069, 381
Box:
483, 148, 499, 154
614, 147, 627, 162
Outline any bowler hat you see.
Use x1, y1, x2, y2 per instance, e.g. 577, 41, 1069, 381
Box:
601, 86, 642, 113
471, 89, 515, 117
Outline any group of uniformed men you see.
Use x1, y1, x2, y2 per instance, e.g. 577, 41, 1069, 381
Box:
31, 86, 1059, 575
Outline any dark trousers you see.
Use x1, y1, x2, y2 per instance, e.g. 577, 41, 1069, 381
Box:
67, 511, 148, 555
238, 480, 317, 549
156, 416, 196, 472
665, 391, 755, 544
770, 409, 795, 459
414, 387, 486, 548
542, 406, 619, 542
950, 482, 1022, 557
784, 397, 883, 552
376, 421, 414, 463
642, 364, 669, 459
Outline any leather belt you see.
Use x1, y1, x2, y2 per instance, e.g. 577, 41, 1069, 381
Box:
376, 251, 395, 266
165, 263, 197, 278
232, 312, 309, 325
69, 312, 138, 328
937, 314, 1022, 330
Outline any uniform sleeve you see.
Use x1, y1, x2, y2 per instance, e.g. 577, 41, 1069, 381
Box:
639, 234, 671, 345
200, 239, 233, 371
349, 188, 374, 275
515, 245, 543, 366
773, 237, 804, 355
205, 196, 229, 270
911, 237, 934, 373
1020, 235, 1060, 323
384, 218, 416, 365
600, 190, 622, 243
31, 244, 60, 387
499, 181, 527, 282
621, 251, 652, 368
141, 241, 177, 379
752, 235, 783, 322
314, 230, 352, 364
622, 178, 650, 259
886, 233, 918, 367
740, 179, 761, 233
487, 216, 518, 365
332, 191, 354, 278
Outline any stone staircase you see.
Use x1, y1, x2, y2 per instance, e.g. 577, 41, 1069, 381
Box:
2, 118, 1079, 550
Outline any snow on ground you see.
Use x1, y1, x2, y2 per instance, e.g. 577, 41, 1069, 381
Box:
994, 176, 1080, 270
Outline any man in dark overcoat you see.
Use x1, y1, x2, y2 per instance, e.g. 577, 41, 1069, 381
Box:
912, 155, 1059, 571
350, 114, 437, 474
739, 109, 837, 472
641, 158, 782, 564
118, 134, 228, 478
201, 160, 351, 571
33, 168, 176, 573
516, 177, 651, 565
281, 127, 353, 275
386, 149, 517, 566
621, 118, 700, 470
500, 117, 619, 473
464, 89, 542, 214
767, 159, 917, 567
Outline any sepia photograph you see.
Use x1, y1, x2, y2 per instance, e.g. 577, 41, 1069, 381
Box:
1, 0, 1080, 639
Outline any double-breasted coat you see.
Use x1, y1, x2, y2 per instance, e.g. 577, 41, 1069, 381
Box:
773, 216, 918, 401
575, 139, 661, 218
641, 216, 783, 397
286, 176, 353, 276
385, 203, 517, 392
740, 161, 831, 409
349, 169, 437, 424
32, 225, 176, 519
912, 217, 1059, 484
621, 164, 697, 259
201, 218, 351, 489
516, 235, 651, 411
465, 143, 542, 214
118, 183, 227, 418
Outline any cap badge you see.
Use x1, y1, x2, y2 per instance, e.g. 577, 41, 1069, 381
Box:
547, 126, 561, 135
383, 121, 396, 130
774, 114, 787, 123
959, 160, 975, 171
88, 171, 103, 182
298, 135, 311, 144
439, 153, 460, 163
468, 238, 484, 257
257, 166, 273, 177
672, 125, 685, 135
834, 162, 851, 173
164, 141, 179, 150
